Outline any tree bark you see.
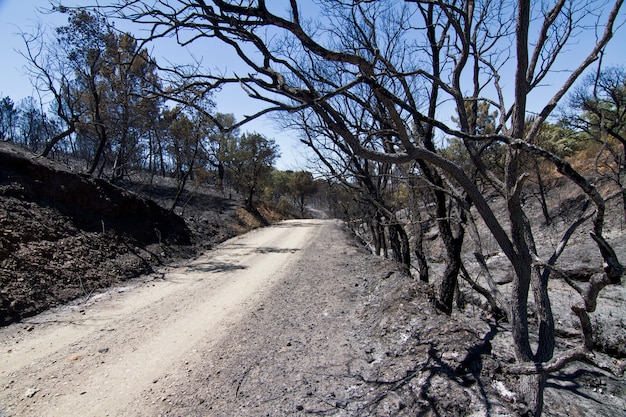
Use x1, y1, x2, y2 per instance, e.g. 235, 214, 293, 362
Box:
534, 159, 552, 225
41, 122, 76, 158
389, 222, 411, 271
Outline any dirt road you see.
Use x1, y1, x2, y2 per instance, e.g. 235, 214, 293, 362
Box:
0, 219, 342, 416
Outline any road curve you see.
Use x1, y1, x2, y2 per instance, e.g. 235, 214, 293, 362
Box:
0, 219, 326, 417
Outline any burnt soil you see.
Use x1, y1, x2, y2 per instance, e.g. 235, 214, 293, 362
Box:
1, 141, 625, 416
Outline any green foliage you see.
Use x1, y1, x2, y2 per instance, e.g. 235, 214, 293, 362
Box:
261, 169, 320, 216
288, 170, 318, 215
534, 121, 584, 158
563, 66, 626, 220
265, 170, 292, 201
165, 107, 198, 176
440, 137, 474, 174
13, 7, 290, 201
453, 100, 497, 135
34, 7, 163, 177
390, 181, 409, 207
16, 98, 51, 152
566, 66, 626, 148
0, 96, 17, 142
55, 8, 114, 71
205, 113, 237, 187
445, 101, 504, 178
276, 196, 294, 216
227, 132, 280, 206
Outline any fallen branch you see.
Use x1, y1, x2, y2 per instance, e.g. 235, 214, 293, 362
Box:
459, 263, 508, 321
235, 367, 252, 399
506, 347, 593, 375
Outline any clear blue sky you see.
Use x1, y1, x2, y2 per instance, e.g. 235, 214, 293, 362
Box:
1, 1, 625, 171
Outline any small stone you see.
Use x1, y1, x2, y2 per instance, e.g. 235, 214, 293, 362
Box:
23, 387, 38, 398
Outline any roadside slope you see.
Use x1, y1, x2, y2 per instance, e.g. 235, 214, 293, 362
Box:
1, 141, 277, 327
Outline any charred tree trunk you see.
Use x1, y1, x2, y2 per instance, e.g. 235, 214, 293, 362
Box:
86, 68, 107, 176
88, 123, 108, 176
379, 219, 388, 259
408, 177, 430, 282
432, 184, 467, 315
170, 145, 199, 214
218, 162, 225, 191
369, 218, 382, 256
413, 218, 430, 283
618, 142, 626, 223
389, 221, 411, 271
534, 159, 552, 225
41, 121, 76, 158
437, 229, 464, 315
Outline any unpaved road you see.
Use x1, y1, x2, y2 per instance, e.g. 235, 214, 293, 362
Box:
0, 219, 343, 416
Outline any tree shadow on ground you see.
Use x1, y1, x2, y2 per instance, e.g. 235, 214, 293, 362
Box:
255, 247, 300, 254
546, 368, 612, 404
186, 261, 247, 273
274, 221, 320, 228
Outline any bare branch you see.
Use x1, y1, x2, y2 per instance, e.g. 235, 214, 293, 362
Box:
526, 0, 625, 142
507, 347, 593, 375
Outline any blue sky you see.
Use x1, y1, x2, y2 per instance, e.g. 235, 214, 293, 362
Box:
0, 0, 311, 170
1, 1, 625, 171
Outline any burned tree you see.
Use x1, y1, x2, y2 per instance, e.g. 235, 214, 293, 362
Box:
100, 1, 624, 414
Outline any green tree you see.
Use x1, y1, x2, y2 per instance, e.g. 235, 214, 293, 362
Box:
55, 8, 116, 174
264, 170, 295, 216
0, 96, 17, 142
162, 105, 210, 211
565, 66, 626, 221
265, 170, 292, 201
16, 97, 51, 152
205, 113, 238, 191
228, 132, 280, 207
105, 33, 162, 181
47, 8, 162, 178
288, 171, 318, 216
524, 120, 584, 225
